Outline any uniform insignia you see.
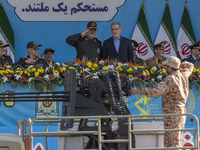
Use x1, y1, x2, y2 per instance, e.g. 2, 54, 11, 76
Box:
38, 57, 44, 59
41, 101, 54, 110
96, 38, 101, 42
91, 22, 96, 27
33, 42, 37, 46
22, 56, 27, 59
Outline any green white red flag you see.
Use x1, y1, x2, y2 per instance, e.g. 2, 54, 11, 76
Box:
177, 2, 196, 59
0, 2, 14, 62
131, 2, 154, 60
154, 2, 177, 57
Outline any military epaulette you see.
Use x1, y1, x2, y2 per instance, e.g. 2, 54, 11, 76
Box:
38, 57, 44, 59
22, 56, 27, 59
96, 38, 101, 42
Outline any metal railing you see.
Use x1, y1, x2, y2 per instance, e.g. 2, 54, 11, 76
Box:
17, 113, 199, 150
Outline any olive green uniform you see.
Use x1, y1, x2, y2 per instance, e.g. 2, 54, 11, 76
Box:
134, 57, 144, 66
14, 55, 45, 68
0, 54, 13, 69
146, 56, 166, 66
66, 33, 102, 61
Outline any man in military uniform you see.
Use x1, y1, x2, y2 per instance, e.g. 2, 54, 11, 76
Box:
0, 40, 13, 69
146, 41, 167, 66
131, 40, 144, 65
131, 56, 194, 149
14, 41, 45, 68
44, 48, 55, 67
182, 41, 200, 68
66, 21, 102, 62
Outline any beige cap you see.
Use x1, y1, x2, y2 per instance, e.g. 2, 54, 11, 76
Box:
162, 56, 180, 69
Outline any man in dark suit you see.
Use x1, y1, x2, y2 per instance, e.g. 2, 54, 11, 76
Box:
182, 41, 200, 68
102, 22, 134, 63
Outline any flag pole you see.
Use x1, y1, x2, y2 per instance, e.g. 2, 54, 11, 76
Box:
142, 0, 145, 14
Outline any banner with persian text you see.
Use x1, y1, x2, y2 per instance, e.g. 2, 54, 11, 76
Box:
7, 0, 126, 21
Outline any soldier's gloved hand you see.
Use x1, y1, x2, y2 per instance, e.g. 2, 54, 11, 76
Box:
25, 58, 36, 64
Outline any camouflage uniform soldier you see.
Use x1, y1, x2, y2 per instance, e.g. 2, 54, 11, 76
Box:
0, 40, 13, 69
14, 41, 45, 68
146, 41, 167, 66
131, 56, 194, 149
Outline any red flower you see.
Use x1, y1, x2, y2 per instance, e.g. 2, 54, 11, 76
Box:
134, 73, 143, 78
144, 75, 151, 80
62, 72, 65, 77
120, 73, 127, 78
20, 77, 27, 83
5, 74, 13, 78
191, 74, 197, 79
49, 74, 55, 78
35, 77, 43, 82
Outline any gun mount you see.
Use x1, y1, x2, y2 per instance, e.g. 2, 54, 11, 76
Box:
0, 69, 134, 150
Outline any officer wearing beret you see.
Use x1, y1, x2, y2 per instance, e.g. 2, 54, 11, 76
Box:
44, 48, 55, 67
146, 41, 167, 66
66, 21, 102, 62
182, 41, 200, 68
0, 40, 13, 69
14, 41, 45, 68
131, 40, 144, 65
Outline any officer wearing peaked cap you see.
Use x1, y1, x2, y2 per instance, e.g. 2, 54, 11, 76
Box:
0, 40, 13, 69
131, 40, 144, 65
146, 41, 167, 66
66, 21, 102, 62
44, 48, 55, 67
13, 41, 45, 68
182, 41, 200, 68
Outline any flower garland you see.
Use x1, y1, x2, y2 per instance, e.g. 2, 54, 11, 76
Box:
0, 60, 199, 91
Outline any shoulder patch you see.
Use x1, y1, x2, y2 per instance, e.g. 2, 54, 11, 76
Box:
22, 56, 27, 59
96, 38, 101, 42
38, 57, 44, 59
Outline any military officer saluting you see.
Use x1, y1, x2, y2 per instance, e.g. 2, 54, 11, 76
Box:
182, 41, 200, 68
66, 21, 102, 62
0, 40, 13, 69
14, 41, 45, 68
146, 41, 167, 66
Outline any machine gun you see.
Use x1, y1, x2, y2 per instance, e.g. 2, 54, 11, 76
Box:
0, 69, 133, 150
61, 69, 134, 150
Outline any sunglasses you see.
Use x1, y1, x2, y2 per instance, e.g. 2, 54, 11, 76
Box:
90, 28, 97, 31
32, 47, 38, 50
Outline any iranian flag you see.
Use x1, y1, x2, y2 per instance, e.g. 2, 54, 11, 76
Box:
0, 2, 14, 62
154, 2, 177, 57
177, 3, 196, 59
131, 2, 154, 60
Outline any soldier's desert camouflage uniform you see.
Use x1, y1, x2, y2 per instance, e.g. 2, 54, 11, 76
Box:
145, 61, 194, 149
